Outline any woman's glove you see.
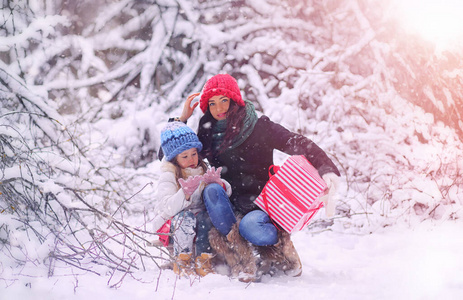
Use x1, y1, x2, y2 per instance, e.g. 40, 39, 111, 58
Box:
202, 167, 223, 185
320, 172, 340, 217
178, 175, 203, 198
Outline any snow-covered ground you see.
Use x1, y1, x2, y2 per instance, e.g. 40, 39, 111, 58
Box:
2, 1, 463, 299
2, 219, 462, 300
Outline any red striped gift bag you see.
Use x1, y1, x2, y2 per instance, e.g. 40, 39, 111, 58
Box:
254, 155, 327, 233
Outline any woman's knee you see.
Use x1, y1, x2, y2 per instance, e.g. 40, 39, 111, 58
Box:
240, 210, 268, 224
203, 183, 227, 203
239, 210, 278, 246
203, 183, 234, 215
203, 183, 236, 235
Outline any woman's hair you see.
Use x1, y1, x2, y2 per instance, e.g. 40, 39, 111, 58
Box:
219, 100, 246, 153
197, 100, 247, 157
171, 152, 208, 187
197, 111, 216, 158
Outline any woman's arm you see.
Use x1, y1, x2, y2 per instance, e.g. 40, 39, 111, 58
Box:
263, 116, 340, 177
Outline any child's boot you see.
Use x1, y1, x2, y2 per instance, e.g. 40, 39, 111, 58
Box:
195, 253, 215, 277
173, 252, 194, 277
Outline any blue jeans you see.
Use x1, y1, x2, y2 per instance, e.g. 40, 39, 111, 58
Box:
239, 210, 278, 246
203, 184, 278, 246
203, 183, 236, 236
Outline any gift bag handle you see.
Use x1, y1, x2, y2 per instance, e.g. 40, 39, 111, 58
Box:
268, 165, 280, 178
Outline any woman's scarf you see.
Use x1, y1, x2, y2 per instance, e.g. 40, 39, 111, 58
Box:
211, 100, 258, 153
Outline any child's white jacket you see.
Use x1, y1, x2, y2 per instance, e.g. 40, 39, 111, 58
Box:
152, 159, 232, 232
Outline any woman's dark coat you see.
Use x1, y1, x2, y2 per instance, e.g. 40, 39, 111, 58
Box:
198, 115, 340, 214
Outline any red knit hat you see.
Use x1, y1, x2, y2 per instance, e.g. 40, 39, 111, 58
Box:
200, 74, 245, 113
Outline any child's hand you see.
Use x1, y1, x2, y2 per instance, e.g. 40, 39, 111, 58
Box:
179, 175, 202, 197
203, 167, 223, 185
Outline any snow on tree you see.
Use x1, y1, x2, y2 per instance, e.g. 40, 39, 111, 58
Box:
1, 0, 463, 287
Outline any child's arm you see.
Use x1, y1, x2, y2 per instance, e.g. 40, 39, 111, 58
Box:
153, 173, 192, 231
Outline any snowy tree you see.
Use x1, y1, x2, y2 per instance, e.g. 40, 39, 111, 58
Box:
1, 0, 463, 288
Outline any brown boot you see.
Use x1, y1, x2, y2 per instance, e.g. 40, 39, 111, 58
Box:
195, 253, 215, 277
257, 230, 302, 277
209, 222, 257, 282
209, 227, 240, 271
173, 253, 194, 277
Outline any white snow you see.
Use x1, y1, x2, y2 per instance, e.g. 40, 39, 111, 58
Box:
2, 0, 463, 299
1, 220, 462, 299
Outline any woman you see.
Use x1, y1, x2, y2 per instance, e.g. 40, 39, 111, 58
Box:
176, 74, 340, 281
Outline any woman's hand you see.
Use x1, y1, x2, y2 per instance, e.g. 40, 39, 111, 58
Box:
320, 172, 340, 217
179, 93, 200, 123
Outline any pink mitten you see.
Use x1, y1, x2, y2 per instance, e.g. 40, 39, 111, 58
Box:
203, 167, 223, 185
178, 175, 203, 197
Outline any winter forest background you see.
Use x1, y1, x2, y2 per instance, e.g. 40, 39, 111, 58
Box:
1, 0, 463, 299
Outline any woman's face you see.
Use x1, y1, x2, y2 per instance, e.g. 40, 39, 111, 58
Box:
208, 95, 230, 121
176, 148, 199, 169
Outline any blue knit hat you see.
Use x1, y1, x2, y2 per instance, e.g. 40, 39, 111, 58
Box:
161, 122, 203, 161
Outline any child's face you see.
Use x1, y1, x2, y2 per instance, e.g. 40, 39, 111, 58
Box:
176, 148, 199, 169
208, 95, 230, 121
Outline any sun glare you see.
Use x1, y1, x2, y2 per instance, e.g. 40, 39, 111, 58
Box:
392, 0, 463, 49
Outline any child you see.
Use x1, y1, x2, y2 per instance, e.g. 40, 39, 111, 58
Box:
152, 121, 232, 277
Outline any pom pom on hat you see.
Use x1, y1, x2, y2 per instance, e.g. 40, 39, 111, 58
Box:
161, 122, 203, 161
200, 74, 245, 113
